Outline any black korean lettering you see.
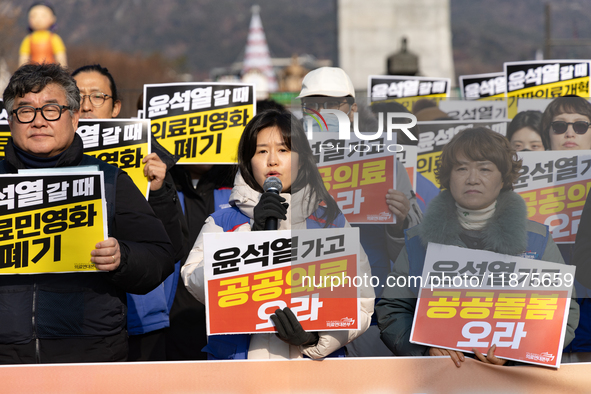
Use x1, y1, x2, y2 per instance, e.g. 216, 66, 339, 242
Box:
69, 204, 97, 228
513, 165, 530, 189
324, 235, 345, 255
209, 112, 228, 132
212, 247, 241, 275
32, 237, 50, 263
188, 115, 207, 134
0, 218, 13, 241
199, 134, 222, 155
167, 119, 187, 138
120, 147, 143, 169
151, 121, 165, 140
97, 151, 119, 167
228, 109, 248, 127
531, 161, 553, 183
0, 241, 29, 269
580, 159, 591, 176
15, 213, 41, 238
42, 209, 68, 234
271, 238, 292, 265
175, 137, 197, 159
555, 157, 578, 182
242, 242, 270, 267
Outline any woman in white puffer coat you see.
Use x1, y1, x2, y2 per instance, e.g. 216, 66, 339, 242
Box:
182, 109, 374, 360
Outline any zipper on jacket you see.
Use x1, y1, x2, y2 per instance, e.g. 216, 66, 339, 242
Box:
32, 283, 39, 363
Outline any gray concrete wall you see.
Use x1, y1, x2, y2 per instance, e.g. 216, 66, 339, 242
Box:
338, 0, 455, 91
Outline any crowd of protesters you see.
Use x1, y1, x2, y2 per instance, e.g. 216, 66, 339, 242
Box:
1, 61, 590, 367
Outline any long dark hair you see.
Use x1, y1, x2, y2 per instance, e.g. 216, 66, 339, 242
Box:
237, 109, 339, 226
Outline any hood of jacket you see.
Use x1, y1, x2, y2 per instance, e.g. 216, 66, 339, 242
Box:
418, 189, 529, 255
229, 170, 319, 227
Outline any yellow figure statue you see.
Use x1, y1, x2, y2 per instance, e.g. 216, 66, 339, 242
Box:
19, 3, 67, 67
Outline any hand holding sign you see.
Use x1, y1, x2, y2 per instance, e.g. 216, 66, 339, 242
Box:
91, 237, 121, 271
429, 347, 465, 368
386, 188, 410, 234
143, 153, 167, 191
271, 307, 319, 347
473, 344, 507, 366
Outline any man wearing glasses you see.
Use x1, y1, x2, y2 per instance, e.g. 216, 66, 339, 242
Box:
0, 63, 175, 363
71, 64, 186, 362
72, 64, 121, 119
298, 67, 422, 357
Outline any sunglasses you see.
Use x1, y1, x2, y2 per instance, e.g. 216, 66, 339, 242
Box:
551, 121, 591, 134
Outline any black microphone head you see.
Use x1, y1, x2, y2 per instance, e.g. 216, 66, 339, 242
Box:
263, 176, 283, 194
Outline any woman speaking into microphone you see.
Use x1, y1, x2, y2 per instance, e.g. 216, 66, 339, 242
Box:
181, 109, 374, 360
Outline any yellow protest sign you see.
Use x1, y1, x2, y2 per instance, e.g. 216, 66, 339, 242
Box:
504, 60, 591, 119
0, 173, 107, 274
144, 83, 255, 164
0, 121, 10, 160
77, 119, 150, 197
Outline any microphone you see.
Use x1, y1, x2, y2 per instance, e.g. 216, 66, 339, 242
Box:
263, 176, 283, 230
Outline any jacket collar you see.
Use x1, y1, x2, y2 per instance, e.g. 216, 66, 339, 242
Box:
4, 133, 84, 172
419, 189, 529, 255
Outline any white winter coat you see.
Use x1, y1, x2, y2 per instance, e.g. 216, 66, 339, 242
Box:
182, 171, 375, 359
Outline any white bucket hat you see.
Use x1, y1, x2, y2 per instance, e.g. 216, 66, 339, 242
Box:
297, 67, 356, 98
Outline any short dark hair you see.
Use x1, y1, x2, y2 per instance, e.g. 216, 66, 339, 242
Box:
72, 64, 119, 102
3, 63, 80, 117
507, 110, 543, 146
436, 127, 522, 191
541, 95, 591, 150
237, 109, 339, 226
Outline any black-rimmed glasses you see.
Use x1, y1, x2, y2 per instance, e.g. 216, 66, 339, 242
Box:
12, 104, 71, 124
551, 121, 591, 134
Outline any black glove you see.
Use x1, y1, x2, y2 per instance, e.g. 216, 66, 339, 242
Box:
252, 192, 288, 231
270, 307, 319, 347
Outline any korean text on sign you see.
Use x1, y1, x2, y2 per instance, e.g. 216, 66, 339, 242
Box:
204, 229, 361, 335
0, 121, 10, 160
368, 75, 450, 111
0, 173, 107, 274
410, 243, 575, 368
319, 157, 395, 224
307, 132, 397, 223
515, 151, 591, 243
77, 119, 150, 198
144, 83, 255, 164
459, 72, 506, 100
504, 60, 591, 118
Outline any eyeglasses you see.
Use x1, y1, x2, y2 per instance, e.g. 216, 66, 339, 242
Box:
551, 121, 591, 134
80, 92, 112, 107
301, 99, 350, 112
12, 104, 71, 124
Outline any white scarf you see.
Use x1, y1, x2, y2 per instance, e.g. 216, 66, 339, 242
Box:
456, 201, 497, 231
